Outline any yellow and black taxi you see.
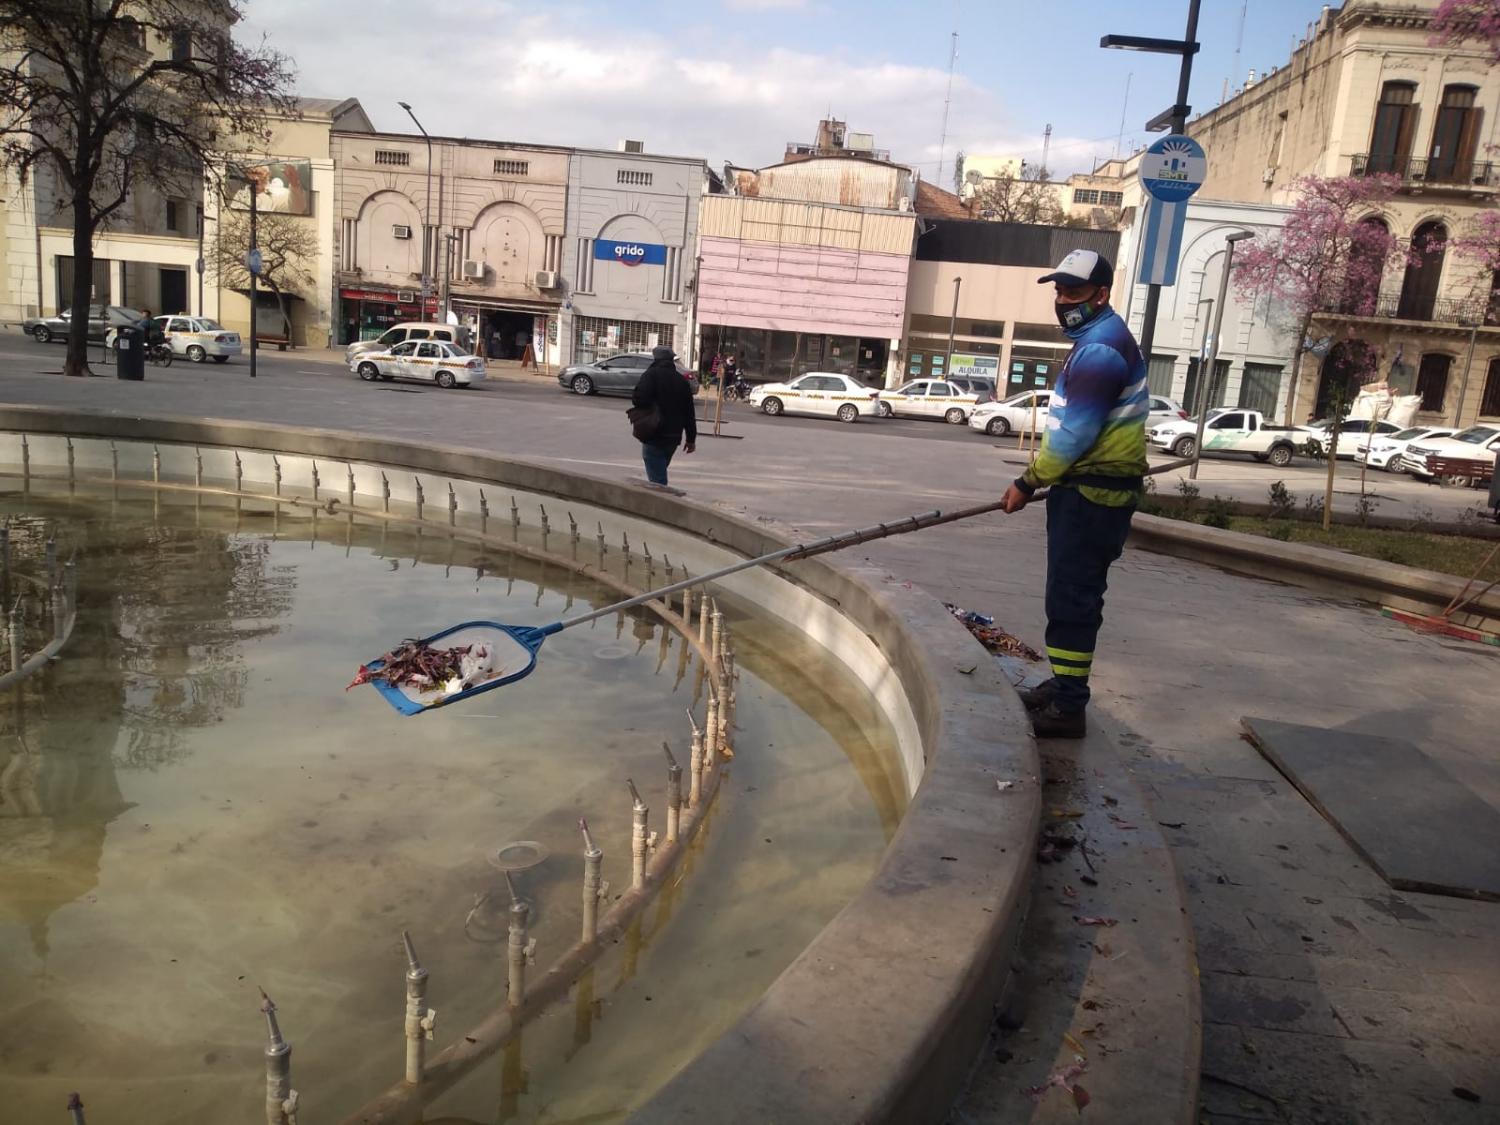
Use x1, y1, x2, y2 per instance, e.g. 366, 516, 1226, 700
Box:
350, 339, 486, 389
876, 379, 982, 424
155, 315, 242, 363
746, 372, 880, 423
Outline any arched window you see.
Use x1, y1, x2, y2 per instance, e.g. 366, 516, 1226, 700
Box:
1416, 353, 1453, 413
1397, 221, 1447, 321
1428, 85, 1481, 184
1480, 356, 1500, 418
1342, 216, 1390, 315
1368, 81, 1418, 175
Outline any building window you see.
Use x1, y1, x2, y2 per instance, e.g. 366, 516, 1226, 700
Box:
374, 150, 411, 167
1097, 191, 1124, 207
1238, 363, 1283, 416
165, 200, 179, 232
1428, 85, 1480, 183
1480, 357, 1500, 417
617, 170, 653, 187
1415, 353, 1453, 413
170, 29, 192, 61
1073, 188, 1100, 205
1397, 220, 1447, 321
1367, 82, 1418, 175
494, 159, 529, 176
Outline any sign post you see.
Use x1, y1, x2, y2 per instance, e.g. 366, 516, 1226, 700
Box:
1136, 135, 1207, 287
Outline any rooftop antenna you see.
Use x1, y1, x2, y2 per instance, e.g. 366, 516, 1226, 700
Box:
937, 27, 958, 188
1115, 74, 1132, 157
1227, 0, 1249, 103
1041, 123, 1052, 176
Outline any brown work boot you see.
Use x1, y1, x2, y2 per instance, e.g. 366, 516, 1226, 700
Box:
1030, 703, 1086, 740
1018, 680, 1056, 713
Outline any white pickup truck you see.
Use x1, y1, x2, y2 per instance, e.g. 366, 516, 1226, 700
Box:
1147, 409, 1308, 468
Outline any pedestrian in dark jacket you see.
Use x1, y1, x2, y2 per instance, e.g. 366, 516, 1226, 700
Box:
631, 346, 696, 487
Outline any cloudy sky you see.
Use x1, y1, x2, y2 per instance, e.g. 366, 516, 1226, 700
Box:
241, 0, 1337, 183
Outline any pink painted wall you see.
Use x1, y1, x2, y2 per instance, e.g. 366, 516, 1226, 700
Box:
697, 236, 910, 338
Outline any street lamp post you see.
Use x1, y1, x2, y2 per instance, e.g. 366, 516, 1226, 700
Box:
1102, 0, 1203, 362
1189, 229, 1254, 479
944, 275, 962, 380
399, 101, 435, 317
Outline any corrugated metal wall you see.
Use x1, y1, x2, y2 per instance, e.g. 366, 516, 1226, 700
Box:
701, 196, 915, 255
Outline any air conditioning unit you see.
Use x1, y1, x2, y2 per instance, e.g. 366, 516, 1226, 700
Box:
1262, 167, 1276, 185
392, 224, 412, 240
534, 270, 559, 289
397, 290, 416, 304
462, 259, 486, 280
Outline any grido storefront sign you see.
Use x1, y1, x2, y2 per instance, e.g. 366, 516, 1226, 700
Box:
594, 239, 668, 267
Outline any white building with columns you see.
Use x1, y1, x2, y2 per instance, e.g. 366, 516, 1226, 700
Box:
1115, 198, 1298, 420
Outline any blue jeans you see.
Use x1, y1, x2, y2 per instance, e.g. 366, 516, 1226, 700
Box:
1043, 486, 1135, 712
641, 441, 676, 485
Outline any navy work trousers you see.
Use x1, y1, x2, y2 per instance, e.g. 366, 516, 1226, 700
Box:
1043, 485, 1135, 713
641, 440, 677, 485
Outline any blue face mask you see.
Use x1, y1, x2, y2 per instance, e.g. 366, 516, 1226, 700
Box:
1056, 289, 1103, 331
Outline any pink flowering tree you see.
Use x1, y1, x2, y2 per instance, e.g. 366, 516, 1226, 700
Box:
1233, 174, 1409, 528
1451, 209, 1500, 324
1232, 175, 1405, 427
1430, 0, 1500, 64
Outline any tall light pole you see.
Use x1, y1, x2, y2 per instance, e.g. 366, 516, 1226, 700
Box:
399, 101, 435, 316
1189, 229, 1254, 479
1102, 0, 1203, 363
945, 275, 962, 379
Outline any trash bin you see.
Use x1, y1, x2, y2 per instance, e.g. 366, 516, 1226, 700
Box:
116, 326, 145, 381
1489, 459, 1500, 520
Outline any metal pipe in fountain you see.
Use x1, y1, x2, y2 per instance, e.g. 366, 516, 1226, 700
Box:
505, 873, 534, 1010
627, 778, 652, 889
663, 743, 683, 844
580, 818, 605, 943
401, 931, 437, 1086
259, 990, 299, 1125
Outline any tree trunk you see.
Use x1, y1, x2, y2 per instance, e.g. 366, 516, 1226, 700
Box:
1283, 314, 1313, 426
63, 194, 97, 378
1322, 415, 1339, 532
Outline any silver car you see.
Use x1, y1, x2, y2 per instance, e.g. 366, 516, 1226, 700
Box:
558, 352, 696, 397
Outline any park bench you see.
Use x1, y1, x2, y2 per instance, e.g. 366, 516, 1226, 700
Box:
255, 335, 291, 351
1423, 455, 1494, 488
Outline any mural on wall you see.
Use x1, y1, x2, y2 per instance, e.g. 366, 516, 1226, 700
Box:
229, 161, 313, 215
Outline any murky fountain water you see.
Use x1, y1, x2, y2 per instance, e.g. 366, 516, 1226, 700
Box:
0, 491, 903, 1123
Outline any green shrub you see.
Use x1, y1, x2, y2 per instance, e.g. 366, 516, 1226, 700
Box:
1176, 478, 1201, 515
1267, 480, 1296, 520
1202, 495, 1239, 529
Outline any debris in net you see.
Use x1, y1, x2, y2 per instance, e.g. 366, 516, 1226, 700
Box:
1073, 915, 1118, 927
348, 639, 495, 695
944, 603, 1044, 660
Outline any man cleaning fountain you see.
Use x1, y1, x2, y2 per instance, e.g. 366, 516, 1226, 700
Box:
1000, 250, 1149, 739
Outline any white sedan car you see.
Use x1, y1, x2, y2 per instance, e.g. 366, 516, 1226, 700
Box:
351, 339, 486, 388
1355, 426, 1455, 472
967, 389, 1054, 436
747, 372, 881, 422
876, 379, 980, 424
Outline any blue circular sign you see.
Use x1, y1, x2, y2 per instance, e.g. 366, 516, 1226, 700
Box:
245, 248, 264, 277
1139, 135, 1207, 203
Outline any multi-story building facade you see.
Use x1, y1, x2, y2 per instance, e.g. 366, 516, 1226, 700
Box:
332, 133, 708, 367
698, 122, 919, 386
1115, 200, 1298, 419
905, 219, 1120, 392
562, 147, 709, 366
204, 97, 371, 348
1184, 0, 1500, 426
331, 131, 571, 362
0, 10, 240, 324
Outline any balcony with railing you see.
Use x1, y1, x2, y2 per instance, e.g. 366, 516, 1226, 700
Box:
1318, 293, 1497, 327
1350, 153, 1499, 188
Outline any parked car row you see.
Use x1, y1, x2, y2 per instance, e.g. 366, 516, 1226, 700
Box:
1148, 409, 1310, 467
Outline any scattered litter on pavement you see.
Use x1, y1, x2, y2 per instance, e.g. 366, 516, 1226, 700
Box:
996, 780, 1015, 792
1062, 1031, 1087, 1055
1073, 915, 1118, 927
944, 603, 1044, 660
1023, 1059, 1088, 1105
1452, 1087, 1481, 1103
